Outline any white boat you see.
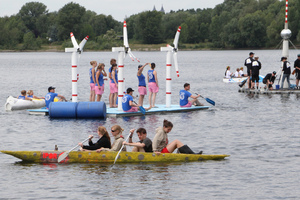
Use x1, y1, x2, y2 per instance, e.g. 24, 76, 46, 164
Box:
5, 96, 45, 111
223, 75, 264, 83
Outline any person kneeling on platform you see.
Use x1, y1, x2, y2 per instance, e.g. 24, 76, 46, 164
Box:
122, 87, 151, 112
263, 71, 276, 90
152, 119, 202, 155
180, 83, 203, 107
123, 128, 152, 152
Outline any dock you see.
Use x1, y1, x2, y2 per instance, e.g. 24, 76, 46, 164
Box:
106, 104, 210, 117
238, 88, 300, 94
28, 104, 211, 117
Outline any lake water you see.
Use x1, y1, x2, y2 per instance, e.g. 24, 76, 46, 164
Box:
0, 50, 299, 199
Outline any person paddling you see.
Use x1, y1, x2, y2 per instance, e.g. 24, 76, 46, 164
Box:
152, 119, 202, 154
123, 128, 153, 152
79, 126, 111, 151
179, 83, 203, 107
96, 125, 126, 152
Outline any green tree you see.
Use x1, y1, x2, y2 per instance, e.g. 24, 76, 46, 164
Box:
18, 2, 48, 38
57, 2, 86, 40
137, 11, 164, 44
23, 31, 40, 50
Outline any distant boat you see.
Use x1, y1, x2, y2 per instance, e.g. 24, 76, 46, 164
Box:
223, 75, 264, 83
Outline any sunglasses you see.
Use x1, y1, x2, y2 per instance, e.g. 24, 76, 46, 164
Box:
111, 129, 116, 132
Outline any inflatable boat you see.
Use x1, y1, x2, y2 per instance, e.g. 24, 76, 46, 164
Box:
5, 96, 45, 111
223, 75, 264, 83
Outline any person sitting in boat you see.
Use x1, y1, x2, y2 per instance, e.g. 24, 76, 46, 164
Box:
137, 63, 149, 106
251, 56, 261, 90
239, 67, 245, 77
179, 83, 203, 107
96, 125, 126, 152
123, 128, 153, 152
263, 71, 276, 90
27, 90, 45, 99
122, 87, 151, 112
152, 119, 202, 154
234, 68, 241, 78
18, 90, 32, 101
45, 86, 66, 108
225, 66, 233, 79
79, 126, 111, 151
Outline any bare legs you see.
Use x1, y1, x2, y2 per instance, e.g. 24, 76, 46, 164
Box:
96, 95, 102, 102
109, 92, 117, 107
138, 95, 145, 106
149, 92, 157, 107
90, 91, 95, 102
166, 139, 184, 153
132, 146, 145, 152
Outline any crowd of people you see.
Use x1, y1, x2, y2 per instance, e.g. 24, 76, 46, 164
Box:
226, 52, 300, 90
79, 119, 202, 155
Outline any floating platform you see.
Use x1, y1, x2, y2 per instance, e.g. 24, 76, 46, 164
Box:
28, 104, 210, 117
106, 104, 210, 117
238, 88, 300, 94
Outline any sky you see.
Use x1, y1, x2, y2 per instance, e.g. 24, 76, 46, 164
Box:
0, 0, 224, 21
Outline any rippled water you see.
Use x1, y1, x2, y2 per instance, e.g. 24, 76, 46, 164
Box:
0, 50, 299, 199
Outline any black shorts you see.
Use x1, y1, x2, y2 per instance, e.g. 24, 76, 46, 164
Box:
251, 74, 259, 83
296, 72, 300, 79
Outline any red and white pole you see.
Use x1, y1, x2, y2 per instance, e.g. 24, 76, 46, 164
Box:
71, 52, 78, 102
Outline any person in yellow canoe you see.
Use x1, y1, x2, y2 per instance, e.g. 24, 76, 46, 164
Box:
96, 125, 126, 152
79, 126, 111, 151
152, 119, 202, 154
122, 128, 152, 152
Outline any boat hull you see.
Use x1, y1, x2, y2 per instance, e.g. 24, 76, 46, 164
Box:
5, 96, 45, 111
223, 75, 264, 83
1, 150, 229, 164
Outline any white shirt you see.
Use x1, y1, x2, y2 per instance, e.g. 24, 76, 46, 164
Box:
225, 70, 232, 79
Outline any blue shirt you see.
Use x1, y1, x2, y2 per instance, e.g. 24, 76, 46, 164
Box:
95, 70, 104, 86
111, 69, 118, 84
89, 68, 95, 84
179, 90, 191, 106
18, 95, 25, 100
45, 92, 58, 108
148, 70, 156, 83
137, 73, 146, 87
122, 94, 133, 111
27, 95, 33, 98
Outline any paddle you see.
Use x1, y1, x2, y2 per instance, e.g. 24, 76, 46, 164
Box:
58, 136, 91, 163
113, 132, 131, 165
190, 90, 215, 106
133, 100, 146, 115
239, 78, 247, 88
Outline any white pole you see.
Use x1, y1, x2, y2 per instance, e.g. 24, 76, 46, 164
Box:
117, 50, 125, 111
71, 52, 78, 102
166, 51, 172, 107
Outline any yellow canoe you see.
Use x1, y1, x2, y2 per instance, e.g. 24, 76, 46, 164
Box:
1, 150, 229, 164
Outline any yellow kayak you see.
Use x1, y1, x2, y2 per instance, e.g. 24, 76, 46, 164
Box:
1, 150, 229, 164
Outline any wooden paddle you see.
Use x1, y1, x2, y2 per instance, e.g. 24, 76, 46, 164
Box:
113, 132, 131, 165
58, 136, 91, 163
190, 90, 215, 106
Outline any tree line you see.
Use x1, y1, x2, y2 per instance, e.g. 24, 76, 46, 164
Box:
0, 0, 300, 50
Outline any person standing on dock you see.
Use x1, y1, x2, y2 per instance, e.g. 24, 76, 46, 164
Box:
137, 63, 149, 106
280, 57, 291, 89
179, 83, 203, 107
95, 63, 107, 102
109, 63, 118, 108
147, 63, 159, 108
123, 128, 153, 152
45, 86, 66, 108
294, 54, 300, 88
89, 61, 97, 102
244, 52, 254, 88
108, 59, 117, 107
251, 56, 261, 90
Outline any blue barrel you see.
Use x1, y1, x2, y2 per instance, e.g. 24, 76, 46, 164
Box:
49, 102, 77, 118
77, 102, 106, 119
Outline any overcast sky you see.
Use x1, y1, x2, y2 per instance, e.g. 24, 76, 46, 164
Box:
0, 0, 224, 21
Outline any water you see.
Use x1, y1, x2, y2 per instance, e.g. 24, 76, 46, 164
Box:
0, 50, 299, 199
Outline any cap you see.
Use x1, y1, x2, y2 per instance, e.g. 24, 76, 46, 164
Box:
126, 87, 134, 93
48, 86, 55, 92
281, 57, 287, 61
254, 55, 259, 58
273, 71, 276, 74
138, 65, 143, 69
297, 54, 300, 57
249, 52, 254, 55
